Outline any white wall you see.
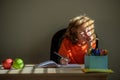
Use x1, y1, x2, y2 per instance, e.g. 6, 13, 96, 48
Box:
0, 0, 120, 79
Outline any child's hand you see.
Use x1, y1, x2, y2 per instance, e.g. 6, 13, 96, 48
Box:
60, 57, 70, 65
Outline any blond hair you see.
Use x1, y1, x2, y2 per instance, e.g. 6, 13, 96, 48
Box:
65, 15, 94, 44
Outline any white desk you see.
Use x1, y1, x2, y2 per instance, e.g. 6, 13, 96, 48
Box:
0, 64, 110, 80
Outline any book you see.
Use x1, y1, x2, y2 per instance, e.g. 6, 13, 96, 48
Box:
35, 60, 81, 68
36, 60, 58, 68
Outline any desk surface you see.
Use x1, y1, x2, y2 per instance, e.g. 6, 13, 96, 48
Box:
0, 64, 110, 80
0, 64, 85, 74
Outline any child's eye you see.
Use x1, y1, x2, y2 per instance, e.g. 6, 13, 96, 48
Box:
87, 31, 91, 36
80, 32, 84, 35
85, 28, 89, 32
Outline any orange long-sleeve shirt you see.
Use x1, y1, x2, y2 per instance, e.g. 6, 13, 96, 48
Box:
58, 38, 96, 64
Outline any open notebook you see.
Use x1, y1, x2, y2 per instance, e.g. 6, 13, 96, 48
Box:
35, 60, 82, 68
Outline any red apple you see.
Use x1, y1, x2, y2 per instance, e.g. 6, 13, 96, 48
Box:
2, 58, 13, 69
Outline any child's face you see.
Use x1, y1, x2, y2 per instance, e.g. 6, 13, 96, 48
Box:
77, 19, 95, 42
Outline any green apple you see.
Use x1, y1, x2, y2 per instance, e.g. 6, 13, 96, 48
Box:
12, 58, 24, 69
15, 58, 23, 64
